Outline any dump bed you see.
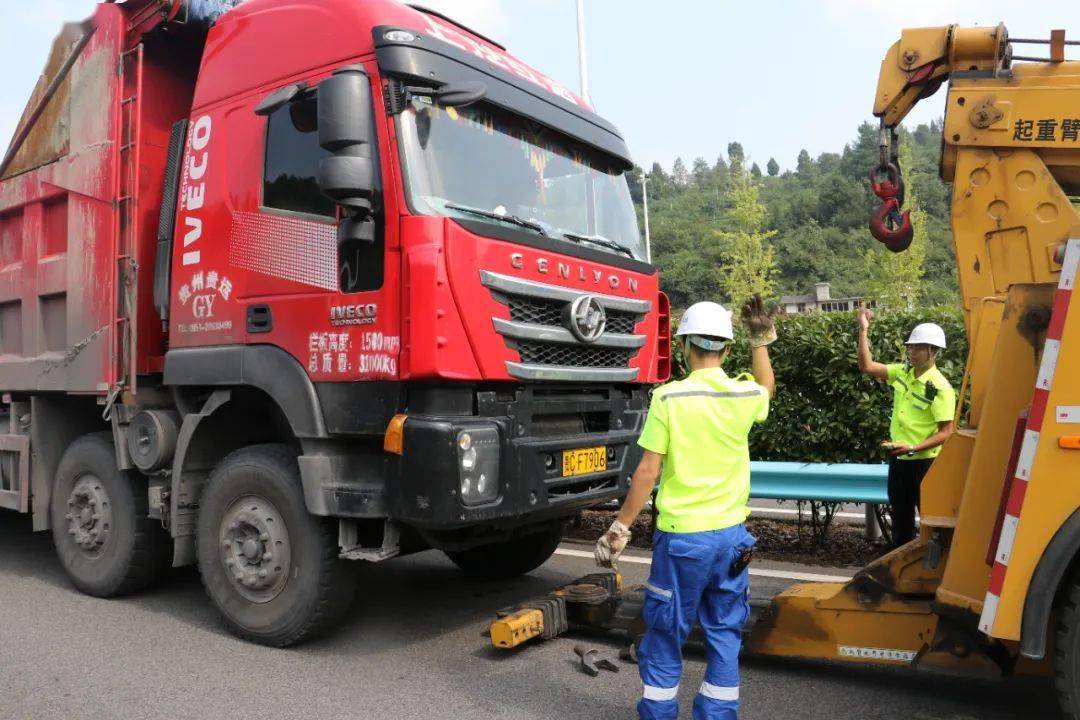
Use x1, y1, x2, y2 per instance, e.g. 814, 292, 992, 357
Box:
0, 1, 204, 395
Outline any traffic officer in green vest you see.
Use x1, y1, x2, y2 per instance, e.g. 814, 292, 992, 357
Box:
595, 295, 776, 720
857, 304, 956, 546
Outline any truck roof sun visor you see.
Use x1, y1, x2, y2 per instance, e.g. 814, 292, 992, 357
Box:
373, 25, 633, 171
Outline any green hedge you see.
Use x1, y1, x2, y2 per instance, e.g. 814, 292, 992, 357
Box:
668, 307, 967, 463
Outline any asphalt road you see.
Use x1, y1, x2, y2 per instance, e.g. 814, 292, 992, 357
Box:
0, 514, 1059, 720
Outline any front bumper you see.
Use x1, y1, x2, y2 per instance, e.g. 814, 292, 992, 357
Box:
389, 386, 646, 531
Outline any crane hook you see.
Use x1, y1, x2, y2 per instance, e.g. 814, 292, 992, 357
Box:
869, 163, 904, 202
869, 196, 913, 252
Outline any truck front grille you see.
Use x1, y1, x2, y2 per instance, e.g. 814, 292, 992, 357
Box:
508, 297, 562, 326
515, 341, 632, 369
509, 297, 641, 335
481, 271, 651, 383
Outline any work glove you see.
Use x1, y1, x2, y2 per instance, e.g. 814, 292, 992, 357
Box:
857, 302, 874, 331
741, 293, 777, 348
595, 519, 632, 568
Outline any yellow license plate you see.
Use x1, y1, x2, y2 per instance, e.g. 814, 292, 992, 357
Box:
562, 446, 607, 477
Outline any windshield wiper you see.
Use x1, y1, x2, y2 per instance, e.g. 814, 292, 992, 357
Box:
444, 202, 548, 236
560, 231, 635, 259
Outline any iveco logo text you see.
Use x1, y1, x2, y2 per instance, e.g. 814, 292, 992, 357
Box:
510, 253, 638, 292
180, 115, 212, 267
329, 303, 378, 326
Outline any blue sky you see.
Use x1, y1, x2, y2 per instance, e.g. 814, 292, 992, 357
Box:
2, 1, 1075, 172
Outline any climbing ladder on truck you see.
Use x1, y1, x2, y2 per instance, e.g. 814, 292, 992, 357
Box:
113, 43, 145, 409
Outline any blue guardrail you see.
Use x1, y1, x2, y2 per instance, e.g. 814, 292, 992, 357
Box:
749, 461, 889, 504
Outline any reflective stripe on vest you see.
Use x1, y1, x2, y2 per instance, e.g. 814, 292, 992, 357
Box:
661, 389, 762, 402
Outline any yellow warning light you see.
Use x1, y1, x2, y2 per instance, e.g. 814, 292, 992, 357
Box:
384, 414, 407, 455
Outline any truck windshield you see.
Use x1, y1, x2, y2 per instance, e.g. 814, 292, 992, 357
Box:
397, 100, 644, 261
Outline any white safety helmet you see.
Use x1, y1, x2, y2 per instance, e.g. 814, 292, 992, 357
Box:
676, 301, 734, 350
906, 322, 947, 349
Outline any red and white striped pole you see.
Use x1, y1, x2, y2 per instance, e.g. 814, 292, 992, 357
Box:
979, 237, 1079, 635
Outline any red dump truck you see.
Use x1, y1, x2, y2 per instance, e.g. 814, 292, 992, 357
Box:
0, 0, 667, 645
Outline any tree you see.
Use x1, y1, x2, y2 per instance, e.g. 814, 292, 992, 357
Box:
650, 190, 727, 307
796, 149, 813, 174
648, 162, 670, 199
863, 142, 926, 310
767, 157, 780, 177
672, 157, 689, 186
727, 142, 745, 173
841, 122, 880, 178
713, 155, 730, 190
692, 157, 711, 188
716, 168, 778, 309
626, 165, 645, 203
750, 162, 762, 179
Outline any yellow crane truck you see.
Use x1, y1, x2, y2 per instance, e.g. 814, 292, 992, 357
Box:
492, 22, 1080, 716
745, 22, 1080, 713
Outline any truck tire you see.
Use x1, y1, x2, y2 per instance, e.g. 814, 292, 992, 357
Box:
1056, 577, 1080, 718
50, 432, 171, 597
446, 524, 563, 580
197, 444, 356, 646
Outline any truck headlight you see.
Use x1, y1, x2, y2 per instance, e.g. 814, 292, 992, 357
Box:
457, 427, 499, 505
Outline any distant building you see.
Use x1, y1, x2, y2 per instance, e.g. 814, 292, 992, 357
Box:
779, 282, 873, 315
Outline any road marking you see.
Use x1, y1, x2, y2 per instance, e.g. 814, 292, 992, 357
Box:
553, 548, 852, 583
747, 567, 851, 583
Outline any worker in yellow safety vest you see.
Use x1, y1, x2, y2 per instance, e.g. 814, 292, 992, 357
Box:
595, 295, 776, 720
857, 304, 956, 546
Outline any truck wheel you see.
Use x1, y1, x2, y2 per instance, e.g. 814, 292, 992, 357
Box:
1056, 577, 1080, 718
50, 432, 170, 597
446, 524, 563, 579
197, 444, 356, 646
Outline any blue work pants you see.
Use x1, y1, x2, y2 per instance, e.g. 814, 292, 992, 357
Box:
637, 525, 755, 720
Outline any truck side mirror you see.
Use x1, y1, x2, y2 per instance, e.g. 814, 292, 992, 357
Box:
317, 65, 377, 243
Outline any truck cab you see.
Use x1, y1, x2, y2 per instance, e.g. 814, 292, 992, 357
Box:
0, 0, 666, 645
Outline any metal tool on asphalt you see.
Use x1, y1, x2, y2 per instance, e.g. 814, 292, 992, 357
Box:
490, 571, 638, 649
574, 644, 620, 676
490, 568, 724, 653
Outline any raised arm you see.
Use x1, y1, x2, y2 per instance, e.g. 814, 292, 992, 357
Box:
857, 304, 888, 383
742, 294, 777, 397
751, 346, 775, 398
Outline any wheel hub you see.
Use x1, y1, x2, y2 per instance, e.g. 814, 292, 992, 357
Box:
65, 475, 112, 553
219, 496, 291, 603
242, 538, 260, 560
